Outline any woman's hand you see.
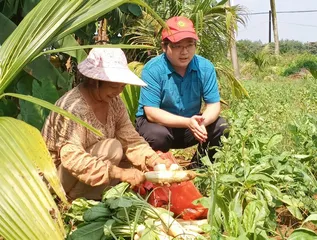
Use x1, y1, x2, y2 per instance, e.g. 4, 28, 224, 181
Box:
148, 157, 174, 169
110, 165, 145, 188
145, 153, 175, 170
120, 168, 146, 188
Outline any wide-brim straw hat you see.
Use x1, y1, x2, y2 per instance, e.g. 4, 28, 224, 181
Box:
78, 48, 146, 87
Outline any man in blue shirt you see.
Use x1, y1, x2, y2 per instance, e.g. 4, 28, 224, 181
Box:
135, 16, 228, 167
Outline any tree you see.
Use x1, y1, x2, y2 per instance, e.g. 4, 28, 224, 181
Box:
270, 0, 280, 55
227, 0, 240, 79
0, 0, 163, 239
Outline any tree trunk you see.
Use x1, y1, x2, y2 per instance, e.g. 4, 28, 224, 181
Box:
270, 0, 280, 55
227, 0, 240, 79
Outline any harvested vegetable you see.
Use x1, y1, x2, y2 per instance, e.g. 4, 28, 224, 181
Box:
155, 209, 187, 237
145, 170, 197, 184
65, 182, 207, 240
154, 164, 167, 171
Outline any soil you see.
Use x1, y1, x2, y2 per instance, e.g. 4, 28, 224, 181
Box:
273, 206, 317, 239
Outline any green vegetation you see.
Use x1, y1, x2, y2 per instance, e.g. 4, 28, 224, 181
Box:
196, 76, 317, 238
1, 0, 317, 239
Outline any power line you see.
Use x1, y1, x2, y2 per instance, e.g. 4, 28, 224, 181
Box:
238, 21, 269, 32
242, 9, 317, 15
279, 21, 317, 28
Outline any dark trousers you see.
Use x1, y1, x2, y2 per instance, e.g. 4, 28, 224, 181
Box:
135, 116, 228, 166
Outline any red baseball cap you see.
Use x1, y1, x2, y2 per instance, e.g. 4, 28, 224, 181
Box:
161, 16, 199, 43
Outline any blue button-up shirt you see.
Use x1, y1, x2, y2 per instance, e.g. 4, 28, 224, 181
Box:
136, 53, 220, 118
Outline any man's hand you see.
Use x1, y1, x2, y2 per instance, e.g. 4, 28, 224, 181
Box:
188, 115, 208, 143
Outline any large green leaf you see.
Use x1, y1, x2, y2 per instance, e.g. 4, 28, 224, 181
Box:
0, 0, 85, 93
0, 117, 66, 240
37, 44, 155, 58
0, 12, 16, 42
19, 79, 60, 130
21, 0, 40, 17
0, 11, 71, 93
2, 92, 102, 136
54, 34, 87, 63
67, 221, 105, 240
0, 0, 163, 95
1, 0, 19, 19
0, 98, 19, 117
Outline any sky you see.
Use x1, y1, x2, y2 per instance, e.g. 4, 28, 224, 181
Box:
233, 0, 317, 43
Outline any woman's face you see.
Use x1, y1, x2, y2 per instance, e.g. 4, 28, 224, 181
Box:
98, 81, 126, 102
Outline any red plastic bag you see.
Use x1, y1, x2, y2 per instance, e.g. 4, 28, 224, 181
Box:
147, 151, 208, 220
148, 181, 208, 220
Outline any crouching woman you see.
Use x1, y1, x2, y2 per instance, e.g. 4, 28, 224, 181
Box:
42, 48, 171, 200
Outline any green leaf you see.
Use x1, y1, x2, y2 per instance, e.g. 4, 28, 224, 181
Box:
1, 93, 102, 136
119, 3, 129, 14
280, 195, 303, 208
120, 84, 141, 123
37, 44, 155, 59
19, 96, 44, 129
1, 0, 19, 19
25, 56, 70, 89
83, 206, 112, 222
302, 214, 317, 226
104, 219, 116, 237
0, 98, 18, 117
0, 12, 71, 94
21, 0, 40, 17
267, 134, 283, 150
246, 173, 273, 183
287, 206, 304, 220
54, 34, 87, 63
128, 4, 142, 17
0, 12, 16, 42
288, 228, 317, 240
68, 221, 105, 240
0, 0, 86, 94
102, 182, 130, 200
243, 200, 269, 233
219, 174, 240, 183
19, 79, 60, 129
107, 197, 133, 209
0, 117, 66, 240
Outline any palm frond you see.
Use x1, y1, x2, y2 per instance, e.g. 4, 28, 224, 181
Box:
0, 117, 67, 240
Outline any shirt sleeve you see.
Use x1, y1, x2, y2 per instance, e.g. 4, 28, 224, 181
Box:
202, 61, 220, 103
139, 68, 161, 108
60, 142, 111, 186
115, 99, 159, 168
43, 110, 112, 187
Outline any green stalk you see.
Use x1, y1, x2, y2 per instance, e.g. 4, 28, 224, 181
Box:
208, 176, 218, 229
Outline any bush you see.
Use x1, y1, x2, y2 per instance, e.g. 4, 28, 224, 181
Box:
236, 39, 263, 61
281, 53, 317, 77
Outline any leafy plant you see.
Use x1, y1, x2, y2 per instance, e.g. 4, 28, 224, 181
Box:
0, 0, 167, 239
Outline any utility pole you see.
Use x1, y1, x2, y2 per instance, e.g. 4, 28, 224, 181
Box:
268, 10, 272, 43
270, 0, 280, 55
227, 0, 240, 79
